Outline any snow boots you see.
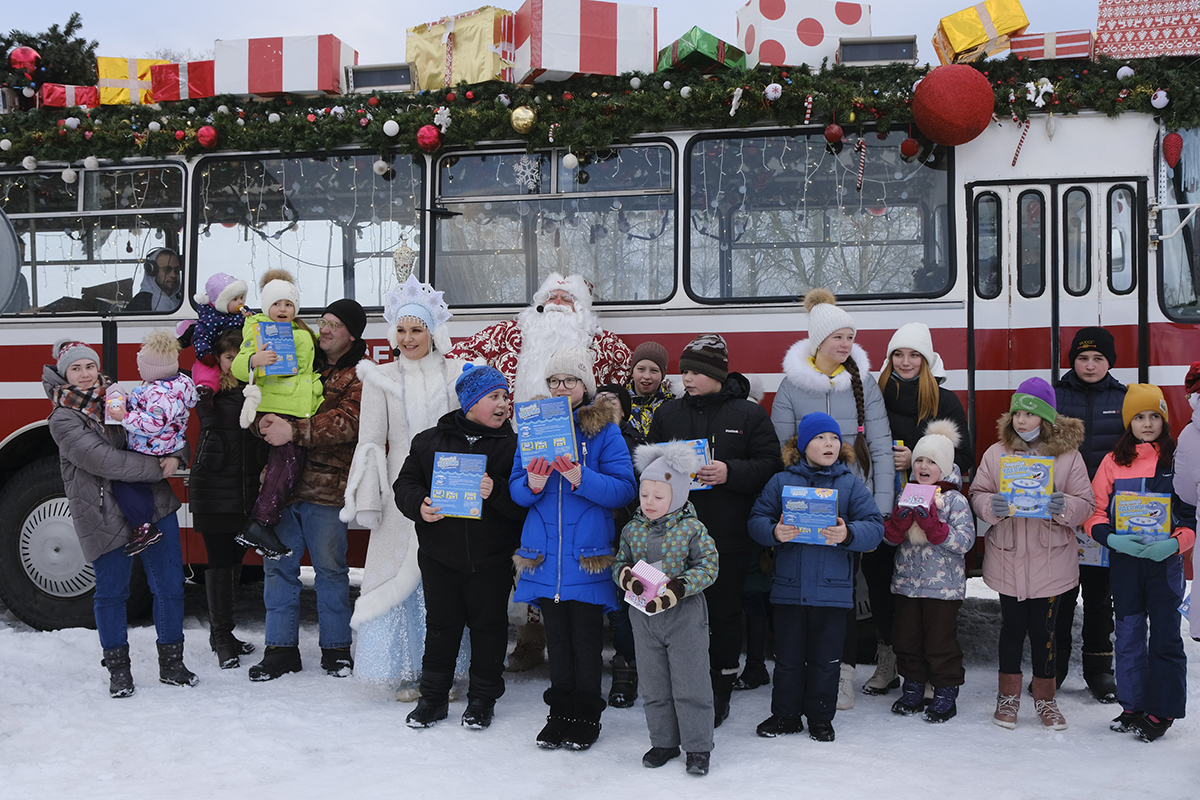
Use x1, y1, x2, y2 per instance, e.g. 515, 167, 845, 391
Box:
1110, 710, 1141, 733
608, 655, 638, 708
755, 714, 804, 737
1132, 714, 1173, 742
321, 647, 353, 677
862, 642, 900, 695
1082, 652, 1118, 704
642, 746, 681, 768
993, 672, 1021, 729
101, 645, 135, 698
235, 520, 291, 561
506, 622, 546, 672
461, 701, 495, 729
836, 663, 856, 710
685, 752, 710, 776
733, 614, 770, 690
891, 679, 925, 716
563, 694, 605, 751
808, 719, 835, 742
206, 566, 253, 669
711, 668, 737, 728
536, 689, 574, 749
406, 698, 449, 729
157, 641, 198, 687
249, 645, 302, 681
1031, 676, 1068, 730
124, 522, 163, 556
924, 686, 959, 723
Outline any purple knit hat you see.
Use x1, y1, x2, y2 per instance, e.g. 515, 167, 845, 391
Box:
195, 272, 248, 312
1010, 377, 1057, 424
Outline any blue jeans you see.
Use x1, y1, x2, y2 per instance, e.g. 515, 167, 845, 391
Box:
263, 501, 352, 649
93, 512, 184, 650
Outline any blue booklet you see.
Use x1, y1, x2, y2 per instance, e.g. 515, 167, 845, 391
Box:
515, 396, 578, 468
254, 320, 299, 377
684, 438, 712, 492
780, 485, 839, 546
430, 452, 488, 519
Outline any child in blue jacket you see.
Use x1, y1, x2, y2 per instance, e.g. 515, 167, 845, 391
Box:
510, 347, 637, 752
748, 412, 884, 743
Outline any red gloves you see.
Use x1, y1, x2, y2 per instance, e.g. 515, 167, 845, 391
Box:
550, 454, 582, 487
914, 504, 950, 545
526, 457, 554, 493
884, 506, 913, 545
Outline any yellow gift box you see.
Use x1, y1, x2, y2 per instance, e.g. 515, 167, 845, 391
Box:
97, 56, 170, 104
406, 6, 515, 91
932, 0, 1029, 65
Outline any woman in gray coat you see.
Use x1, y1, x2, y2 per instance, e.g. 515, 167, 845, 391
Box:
769, 289, 895, 711
44, 339, 197, 697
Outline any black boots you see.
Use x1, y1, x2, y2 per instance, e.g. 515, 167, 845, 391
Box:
235, 521, 292, 560
157, 641, 199, 687
321, 648, 354, 677
249, 646, 302, 681
608, 655, 638, 708
101, 645, 135, 698
711, 669, 737, 728
205, 567, 254, 669
563, 694, 605, 751
408, 670, 453, 729
734, 615, 771, 690
642, 746, 681, 768
537, 690, 574, 749
1082, 652, 1119, 704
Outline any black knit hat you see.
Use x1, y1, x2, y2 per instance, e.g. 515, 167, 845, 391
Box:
324, 298, 367, 340
1068, 326, 1116, 368
678, 333, 729, 383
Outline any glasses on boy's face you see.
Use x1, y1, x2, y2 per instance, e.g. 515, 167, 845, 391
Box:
546, 376, 581, 389
316, 318, 344, 332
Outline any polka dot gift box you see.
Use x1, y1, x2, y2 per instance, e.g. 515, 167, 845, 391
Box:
736, 0, 871, 69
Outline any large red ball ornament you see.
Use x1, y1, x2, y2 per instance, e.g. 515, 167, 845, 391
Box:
824, 124, 843, 144
1164, 132, 1184, 168
9, 46, 40, 74
912, 64, 994, 147
900, 137, 920, 159
197, 125, 218, 148
417, 124, 442, 152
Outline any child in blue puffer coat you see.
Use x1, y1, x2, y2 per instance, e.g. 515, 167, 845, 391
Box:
510, 347, 636, 753
748, 412, 884, 743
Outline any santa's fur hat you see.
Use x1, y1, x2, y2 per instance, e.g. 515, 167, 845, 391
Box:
512, 273, 601, 402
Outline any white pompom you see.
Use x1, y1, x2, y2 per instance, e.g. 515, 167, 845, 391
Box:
83, 155, 100, 170
22, 156, 37, 170
629, 77, 641, 90
148, 121, 161, 132
383, 119, 400, 137
680, 86, 692, 99
0, 139, 11, 151
61, 168, 78, 184
64, 117, 80, 130
662, 80, 671, 90
268, 112, 281, 123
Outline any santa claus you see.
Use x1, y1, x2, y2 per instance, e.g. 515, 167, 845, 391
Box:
447, 272, 632, 401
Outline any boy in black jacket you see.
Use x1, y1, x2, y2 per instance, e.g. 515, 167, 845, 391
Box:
394, 365, 527, 730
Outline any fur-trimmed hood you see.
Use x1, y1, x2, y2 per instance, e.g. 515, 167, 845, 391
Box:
780, 338, 872, 395
781, 434, 856, 468
996, 411, 1085, 457
576, 393, 623, 437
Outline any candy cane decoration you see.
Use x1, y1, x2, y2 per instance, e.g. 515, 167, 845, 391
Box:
1012, 120, 1030, 167
855, 140, 866, 191
804, 94, 813, 125
548, 122, 560, 143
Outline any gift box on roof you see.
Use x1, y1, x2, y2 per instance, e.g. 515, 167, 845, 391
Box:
513, 0, 658, 83
931, 0, 1028, 65
1096, 0, 1200, 58
1009, 30, 1093, 61
736, 0, 871, 69
214, 35, 358, 97
97, 57, 169, 105
657, 26, 745, 72
150, 60, 215, 102
406, 6, 515, 91
40, 83, 100, 109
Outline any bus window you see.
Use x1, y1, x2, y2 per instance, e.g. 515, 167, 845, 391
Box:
1161, 164, 1200, 320
1108, 186, 1134, 294
1063, 187, 1091, 296
434, 146, 675, 306
193, 153, 424, 312
686, 133, 951, 301
84, 167, 183, 212
1017, 191, 1045, 298
974, 192, 1001, 299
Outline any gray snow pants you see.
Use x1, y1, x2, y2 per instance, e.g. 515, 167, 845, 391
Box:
631, 592, 715, 753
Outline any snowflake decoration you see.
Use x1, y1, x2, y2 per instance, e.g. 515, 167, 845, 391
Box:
433, 105, 452, 133
513, 155, 541, 192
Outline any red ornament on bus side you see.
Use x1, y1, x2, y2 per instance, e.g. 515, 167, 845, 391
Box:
912, 64, 994, 147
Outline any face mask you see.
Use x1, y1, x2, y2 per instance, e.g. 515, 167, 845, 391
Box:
1016, 426, 1041, 443
895, 372, 920, 383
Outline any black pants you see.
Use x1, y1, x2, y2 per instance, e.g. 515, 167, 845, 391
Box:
540, 598, 606, 701
998, 594, 1062, 678
771, 604, 844, 722
704, 548, 750, 673
199, 529, 248, 570
861, 545, 896, 645
1056, 564, 1115, 666
419, 552, 513, 704
892, 596, 964, 688
842, 553, 861, 665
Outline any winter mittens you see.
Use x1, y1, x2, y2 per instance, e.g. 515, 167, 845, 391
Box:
914, 504, 949, 545
884, 506, 913, 545
644, 579, 685, 614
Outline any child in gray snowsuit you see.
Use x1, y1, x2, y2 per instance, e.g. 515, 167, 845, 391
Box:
614, 441, 719, 776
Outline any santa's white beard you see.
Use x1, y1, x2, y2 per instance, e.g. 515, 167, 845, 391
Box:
513, 304, 598, 401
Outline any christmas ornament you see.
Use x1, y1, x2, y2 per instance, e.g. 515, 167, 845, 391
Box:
855, 140, 866, 192
236, 118, 244, 127
0, 139, 11, 151
175, 130, 186, 141
1164, 132, 1184, 168
417, 124, 442, 152
1025, 78, 1053, 108
466, 91, 474, 99
22, 88, 35, 98
9, 46, 40, 74
562, 152, 579, 170
912, 64, 993, 147
1116, 66, 1135, 81
730, 87, 743, 117
63, 117, 79, 130
899, 137, 919, 159
662, 81, 671, 90
445, 92, 456, 103
268, 112, 281, 123
217, 105, 229, 114
1151, 90, 1169, 109
764, 83, 782, 102
510, 105, 537, 134
433, 106, 451, 133
513, 154, 541, 190
197, 125, 218, 148
392, 244, 418, 283
368, 96, 379, 106
680, 86, 692, 99
629, 77, 641, 90
383, 119, 400, 137
83, 155, 100, 170
373, 159, 390, 175
148, 121, 161, 132
1046, 113, 1056, 141
824, 123, 843, 144
1011, 119, 1031, 167
22, 156, 37, 170
61, 168, 77, 184
497, 93, 511, 106
804, 95, 813, 124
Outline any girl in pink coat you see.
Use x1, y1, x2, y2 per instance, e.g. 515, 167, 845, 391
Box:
970, 378, 1095, 732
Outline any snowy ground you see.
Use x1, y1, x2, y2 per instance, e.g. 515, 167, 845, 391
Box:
1, 576, 1196, 800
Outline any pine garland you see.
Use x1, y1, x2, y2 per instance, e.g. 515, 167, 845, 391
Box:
0, 54, 1194, 168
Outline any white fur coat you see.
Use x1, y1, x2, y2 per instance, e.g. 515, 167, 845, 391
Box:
342, 354, 467, 628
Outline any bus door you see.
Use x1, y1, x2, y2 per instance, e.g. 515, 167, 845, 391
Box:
967, 179, 1146, 449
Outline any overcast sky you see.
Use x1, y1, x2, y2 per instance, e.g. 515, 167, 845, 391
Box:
7, 0, 1100, 69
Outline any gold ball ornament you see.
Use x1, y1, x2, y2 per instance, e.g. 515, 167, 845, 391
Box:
510, 105, 537, 134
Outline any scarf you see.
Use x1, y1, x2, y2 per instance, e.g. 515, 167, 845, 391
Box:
50, 377, 111, 423
627, 383, 675, 437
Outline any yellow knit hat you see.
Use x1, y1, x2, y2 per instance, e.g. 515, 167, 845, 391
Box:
1122, 383, 1169, 428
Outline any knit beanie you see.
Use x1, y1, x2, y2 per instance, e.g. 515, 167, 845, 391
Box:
137, 329, 182, 383
456, 364, 509, 414
796, 412, 842, 449
886, 322, 944, 377
1068, 326, 1117, 368
630, 341, 669, 375
544, 347, 597, 396
635, 441, 702, 515
1186, 361, 1200, 395
597, 382, 632, 421
911, 419, 961, 479
678, 334, 729, 384
324, 298, 367, 340
259, 269, 300, 313
1010, 377, 1058, 425
1122, 383, 1169, 428
804, 287, 856, 347
53, 338, 101, 377
195, 272, 248, 312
